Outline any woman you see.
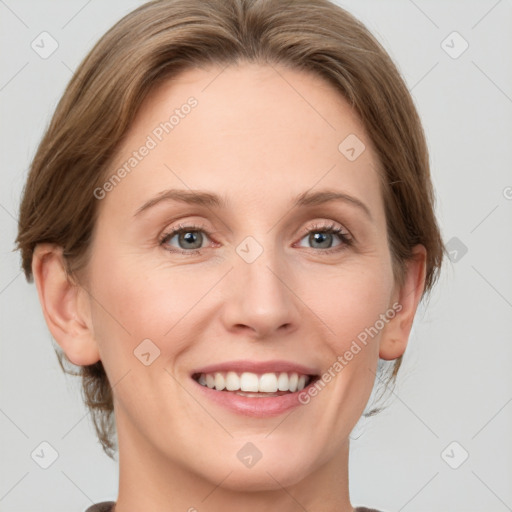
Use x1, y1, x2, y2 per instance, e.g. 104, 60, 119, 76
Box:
16, 0, 445, 510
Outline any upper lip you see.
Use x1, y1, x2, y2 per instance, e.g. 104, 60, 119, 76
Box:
191, 360, 319, 376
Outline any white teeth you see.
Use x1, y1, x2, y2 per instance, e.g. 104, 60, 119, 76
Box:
288, 373, 298, 392
225, 371, 240, 391
277, 372, 289, 391
196, 370, 311, 393
206, 374, 215, 389
240, 372, 259, 392
214, 373, 225, 391
259, 373, 278, 393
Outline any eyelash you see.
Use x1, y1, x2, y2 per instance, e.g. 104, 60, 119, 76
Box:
159, 221, 353, 256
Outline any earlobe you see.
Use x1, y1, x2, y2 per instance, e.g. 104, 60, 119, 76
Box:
379, 245, 427, 360
32, 243, 100, 366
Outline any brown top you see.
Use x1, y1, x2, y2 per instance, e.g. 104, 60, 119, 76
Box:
85, 503, 383, 512
85, 504, 115, 512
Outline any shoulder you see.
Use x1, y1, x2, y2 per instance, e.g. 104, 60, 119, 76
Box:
85, 501, 380, 512
83, 503, 380, 512
84, 502, 116, 512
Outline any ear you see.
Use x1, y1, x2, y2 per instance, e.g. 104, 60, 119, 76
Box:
379, 244, 427, 360
32, 243, 100, 366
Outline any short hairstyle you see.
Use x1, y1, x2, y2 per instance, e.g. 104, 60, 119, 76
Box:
16, 0, 446, 459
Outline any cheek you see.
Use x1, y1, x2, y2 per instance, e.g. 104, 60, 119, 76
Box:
306, 262, 393, 349
302, 260, 393, 412
86, 240, 220, 369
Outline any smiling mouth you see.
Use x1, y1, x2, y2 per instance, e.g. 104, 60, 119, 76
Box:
192, 371, 319, 397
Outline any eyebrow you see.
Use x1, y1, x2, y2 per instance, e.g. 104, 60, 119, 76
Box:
134, 188, 372, 220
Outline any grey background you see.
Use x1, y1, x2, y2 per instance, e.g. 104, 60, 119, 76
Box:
1, 0, 511, 511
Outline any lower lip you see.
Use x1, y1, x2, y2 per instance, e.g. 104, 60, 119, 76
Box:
192, 379, 314, 417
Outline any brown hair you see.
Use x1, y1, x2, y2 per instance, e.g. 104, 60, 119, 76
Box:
16, 0, 446, 459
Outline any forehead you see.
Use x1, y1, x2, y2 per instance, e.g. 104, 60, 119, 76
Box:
100, 63, 384, 221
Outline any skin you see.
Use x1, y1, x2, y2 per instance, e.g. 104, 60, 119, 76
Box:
32, 63, 426, 512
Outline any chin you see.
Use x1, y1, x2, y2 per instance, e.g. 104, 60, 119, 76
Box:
199, 449, 316, 492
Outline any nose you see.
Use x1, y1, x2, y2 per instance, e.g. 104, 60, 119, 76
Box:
220, 243, 300, 340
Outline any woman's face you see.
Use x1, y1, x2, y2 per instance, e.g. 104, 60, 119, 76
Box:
85, 63, 402, 489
